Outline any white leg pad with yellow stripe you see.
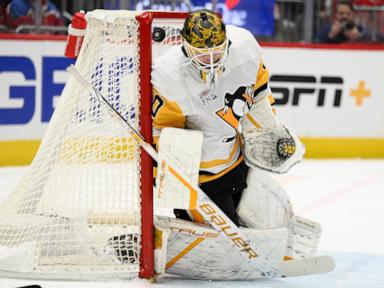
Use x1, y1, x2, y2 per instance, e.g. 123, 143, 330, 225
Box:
237, 168, 322, 259
155, 127, 203, 210
154, 216, 287, 280
237, 168, 294, 229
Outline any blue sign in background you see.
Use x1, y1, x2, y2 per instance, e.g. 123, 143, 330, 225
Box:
0, 56, 74, 125
103, 0, 275, 36
192, 0, 275, 36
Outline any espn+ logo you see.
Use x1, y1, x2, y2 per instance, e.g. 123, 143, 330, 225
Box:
270, 75, 343, 107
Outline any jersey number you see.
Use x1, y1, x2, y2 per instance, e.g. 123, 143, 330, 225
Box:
152, 95, 164, 117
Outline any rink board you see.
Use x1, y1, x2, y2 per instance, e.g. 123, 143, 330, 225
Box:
0, 35, 383, 164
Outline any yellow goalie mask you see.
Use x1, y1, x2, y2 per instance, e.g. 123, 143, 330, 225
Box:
180, 9, 229, 85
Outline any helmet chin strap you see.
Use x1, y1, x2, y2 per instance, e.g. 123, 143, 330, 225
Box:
200, 63, 223, 95
208, 53, 216, 89
207, 67, 220, 97
208, 72, 215, 94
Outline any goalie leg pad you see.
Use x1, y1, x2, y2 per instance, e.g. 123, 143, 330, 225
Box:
236, 168, 322, 258
286, 215, 322, 259
237, 168, 294, 229
154, 216, 287, 280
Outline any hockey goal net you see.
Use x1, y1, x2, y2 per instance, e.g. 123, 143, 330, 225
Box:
0, 10, 186, 280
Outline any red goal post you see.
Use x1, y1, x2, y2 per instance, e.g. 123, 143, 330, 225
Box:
136, 11, 188, 279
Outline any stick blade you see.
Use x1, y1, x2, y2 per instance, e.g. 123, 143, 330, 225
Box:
279, 255, 335, 278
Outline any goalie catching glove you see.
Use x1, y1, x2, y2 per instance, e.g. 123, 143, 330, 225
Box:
240, 97, 305, 173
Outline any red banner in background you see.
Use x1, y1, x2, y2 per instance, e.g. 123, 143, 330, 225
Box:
353, 0, 384, 6
225, 0, 240, 10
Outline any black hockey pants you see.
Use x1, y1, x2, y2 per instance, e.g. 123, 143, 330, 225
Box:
174, 160, 249, 226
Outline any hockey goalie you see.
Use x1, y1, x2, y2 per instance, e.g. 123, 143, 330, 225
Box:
150, 9, 334, 280
0, 9, 335, 282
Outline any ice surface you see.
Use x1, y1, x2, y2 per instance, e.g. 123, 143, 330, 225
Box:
0, 159, 383, 288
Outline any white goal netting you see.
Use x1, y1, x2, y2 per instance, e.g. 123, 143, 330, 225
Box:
0, 10, 185, 280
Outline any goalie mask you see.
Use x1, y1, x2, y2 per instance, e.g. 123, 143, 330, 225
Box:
181, 9, 229, 86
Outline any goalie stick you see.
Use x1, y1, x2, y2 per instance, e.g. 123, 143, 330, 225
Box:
67, 65, 334, 278
279, 255, 335, 278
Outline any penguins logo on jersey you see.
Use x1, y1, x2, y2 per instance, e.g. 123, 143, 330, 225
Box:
216, 84, 254, 129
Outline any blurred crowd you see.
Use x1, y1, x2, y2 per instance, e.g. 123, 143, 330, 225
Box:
0, 0, 383, 43
273, 0, 384, 43
0, 0, 63, 32
315, 0, 384, 42
317, 1, 368, 43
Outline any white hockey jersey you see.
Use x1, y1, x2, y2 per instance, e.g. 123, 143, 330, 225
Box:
151, 25, 273, 183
